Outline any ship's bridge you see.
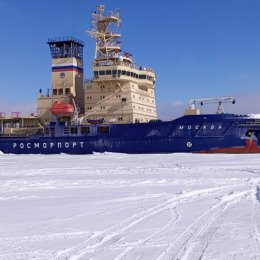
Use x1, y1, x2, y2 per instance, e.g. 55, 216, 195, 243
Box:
92, 61, 156, 88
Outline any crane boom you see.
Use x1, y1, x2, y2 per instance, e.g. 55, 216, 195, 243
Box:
188, 96, 236, 114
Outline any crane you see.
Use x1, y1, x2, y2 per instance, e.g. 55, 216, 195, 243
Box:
188, 96, 236, 114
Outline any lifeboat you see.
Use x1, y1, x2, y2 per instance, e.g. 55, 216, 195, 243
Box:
50, 101, 74, 115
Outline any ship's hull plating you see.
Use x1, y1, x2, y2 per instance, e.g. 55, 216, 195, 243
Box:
1, 114, 260, 154
0, 136, 258, 154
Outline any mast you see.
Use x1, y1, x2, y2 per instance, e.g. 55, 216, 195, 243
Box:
87, 5, 131, 65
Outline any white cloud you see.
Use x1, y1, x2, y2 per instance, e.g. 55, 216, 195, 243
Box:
170, 100, 186, 106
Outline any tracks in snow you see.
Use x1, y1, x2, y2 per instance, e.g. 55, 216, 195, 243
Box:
157, 190, 249, 260
53, 184, 249, 260
251, 184, 260, 250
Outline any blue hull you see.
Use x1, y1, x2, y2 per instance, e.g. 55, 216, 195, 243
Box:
0, 136, 246, 154
1, 114, 260, 154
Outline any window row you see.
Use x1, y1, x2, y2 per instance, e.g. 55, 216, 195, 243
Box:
53, 88, 71, 95
133, 106, 154, 112
87, 106, 106, 110
65, 126, 109, 135
94, 70, 154, 81
132, 95, 154, 103
46, 126, 90, 135
86, 95, 122, 100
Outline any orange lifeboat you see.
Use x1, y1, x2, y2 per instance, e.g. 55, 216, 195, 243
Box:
50, 101, 74, 115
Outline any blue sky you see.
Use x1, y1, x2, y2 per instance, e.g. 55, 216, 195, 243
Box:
0, 0, 260, 119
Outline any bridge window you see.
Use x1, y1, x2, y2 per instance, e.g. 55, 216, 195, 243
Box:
112, 70, 117, 75
65, 88, 70, 95
139, 74, 146, 79
106, 70, 111, 75
122, 70, 126, 75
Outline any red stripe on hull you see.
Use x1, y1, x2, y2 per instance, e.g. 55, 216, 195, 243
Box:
199, 139, 260, 154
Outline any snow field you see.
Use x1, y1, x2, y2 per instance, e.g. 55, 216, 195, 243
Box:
0, 153, 259, 260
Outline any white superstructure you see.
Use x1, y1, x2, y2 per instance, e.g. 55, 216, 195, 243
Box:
84, 5, 157, 123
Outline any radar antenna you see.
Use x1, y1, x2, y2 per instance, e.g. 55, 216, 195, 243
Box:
87, 5, 123, 64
